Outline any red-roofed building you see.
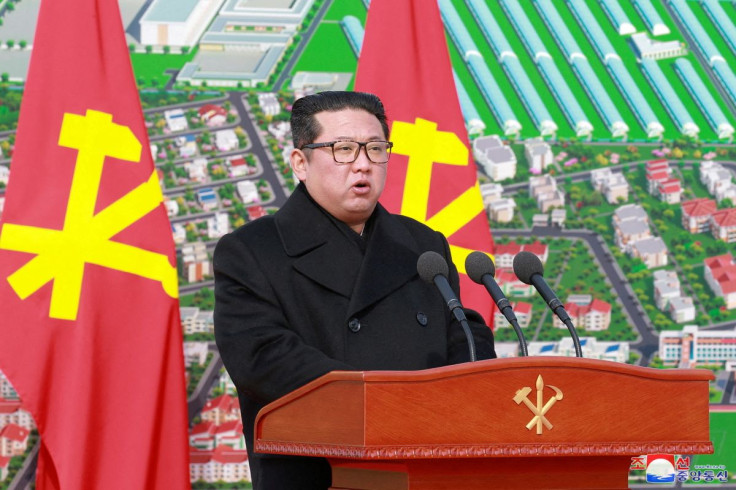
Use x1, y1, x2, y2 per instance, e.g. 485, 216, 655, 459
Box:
215, 420, 245, 449
0, 399, 34, 431
190, 445, 250, 483
646, 159, 670, 173
495, 270, 534, 297
492, 243, 521, 269
227, 156, 250, 177
0, 455, 11, 482
710, 208, 736, 243
198, 104, 227, 127
493, 241, 548, 269
189, 421, 216, 450
493, 301, 532, 329
0, 424, 29, 457
247, 205, 267, 221
704, 254, 736, 309
681, 198, 717, 233
657, 178, 682, 204
560, 298, 611, 331
201, 394, 240, 425
522, 241, 549, 264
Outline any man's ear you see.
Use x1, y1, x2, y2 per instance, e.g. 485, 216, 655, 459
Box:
290, 148, 308, 181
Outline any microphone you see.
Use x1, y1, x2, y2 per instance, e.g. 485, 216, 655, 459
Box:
465, 251, 528, 357
417, 251, 476, 362
513, 251, 583, 358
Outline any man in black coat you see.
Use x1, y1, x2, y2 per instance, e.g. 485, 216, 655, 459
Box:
214, 91, 496, 490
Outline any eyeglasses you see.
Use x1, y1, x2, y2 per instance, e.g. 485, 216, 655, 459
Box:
300, 140, 393, 164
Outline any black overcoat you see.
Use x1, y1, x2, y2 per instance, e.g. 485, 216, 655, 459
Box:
213, 184, 495, 489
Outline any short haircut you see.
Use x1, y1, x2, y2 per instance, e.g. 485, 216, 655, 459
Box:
290, 91, 389, 149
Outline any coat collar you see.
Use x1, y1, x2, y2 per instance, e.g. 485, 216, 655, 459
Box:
275, 184, 421, 315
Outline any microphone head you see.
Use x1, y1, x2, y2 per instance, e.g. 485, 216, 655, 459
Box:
417, 251, 449, 284
513, 251, 544, 285
465, 251, 495, 284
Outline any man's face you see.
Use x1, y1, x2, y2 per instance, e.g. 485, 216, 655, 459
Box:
291, 109, 387, 232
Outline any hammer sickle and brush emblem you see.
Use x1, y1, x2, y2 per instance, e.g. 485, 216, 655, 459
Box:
513, 375, 563, 434
0, 109, 177, 321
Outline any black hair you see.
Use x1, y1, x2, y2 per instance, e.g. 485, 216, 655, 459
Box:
290, 91, 389, 149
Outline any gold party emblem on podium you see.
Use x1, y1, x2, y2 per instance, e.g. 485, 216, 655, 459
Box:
513, 375, 563, 435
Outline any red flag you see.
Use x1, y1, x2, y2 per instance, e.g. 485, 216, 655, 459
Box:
0, 0, 190, 488
355, 0, 495, 323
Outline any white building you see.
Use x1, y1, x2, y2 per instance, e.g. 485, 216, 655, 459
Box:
653, 270, 680, 310
190, 446, 251, 484
493, 301, 532, 329
630, 33, 685, 60
207, 212, 230, 239
524, 138, 553, 173
668, 296, 696, 323
632, 236, 668, 268
0, 400, 34, 431
257, 93, 281, 117
183, 341, 209, 367
660, 325, 736, 367
185, 158, 208, 182
215, 129, 239, 152
180, 307, 214, 336
236, 180, 259, 204
488, 199, 516, 223
164, 108, 188, 132
473, 135, 516, 181
590, 168, 629, 204
140, 0, 225, 47
527, 338, 629, 363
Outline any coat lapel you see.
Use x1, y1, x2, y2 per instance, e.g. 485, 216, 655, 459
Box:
347, 205, 420, 317
275, 185, 359, 298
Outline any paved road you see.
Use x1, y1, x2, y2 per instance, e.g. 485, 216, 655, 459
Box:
227, 91, 290, 208
274, 0, 334, 91
494, 227, 660, 364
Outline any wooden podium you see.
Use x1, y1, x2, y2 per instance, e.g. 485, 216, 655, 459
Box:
255, 357, 713, 489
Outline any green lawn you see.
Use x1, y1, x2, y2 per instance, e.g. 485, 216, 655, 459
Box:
283, 0, 734, 143
323, 0, 366, 22
692, 411, 736, 478
130, 50, 197, 88
291, 22, 358, 80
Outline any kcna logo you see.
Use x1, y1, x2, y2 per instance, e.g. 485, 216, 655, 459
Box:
0, 109, 178, 321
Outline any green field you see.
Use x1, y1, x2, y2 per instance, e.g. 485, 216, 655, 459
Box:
693, 411, 736, 478
290, 0, 736, 143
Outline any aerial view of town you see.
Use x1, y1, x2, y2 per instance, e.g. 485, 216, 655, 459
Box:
0, 0, 735, 487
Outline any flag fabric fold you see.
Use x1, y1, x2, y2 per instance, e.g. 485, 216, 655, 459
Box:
355, 0, 496, 323
0, 0, 190, 488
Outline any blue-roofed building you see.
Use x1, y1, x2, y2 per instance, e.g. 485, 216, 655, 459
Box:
341, 15, 364, 57
567, 0, 663, 138
633, 0, 670, 36
141, 0, 225, 47
527, 337, 629, 362
640, 58, 699, 137
197, 188, 219, 211
599, 0, 635, 35
668, 0, 736, 110
674, 59, 734, 140
700, 0, 736, 58
438, 0, 522, 136
453, 72, 486, 135
500, 0, 590, 137
534, 0, 627, 138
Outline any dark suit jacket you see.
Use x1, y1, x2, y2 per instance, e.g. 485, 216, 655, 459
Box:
214, 184, 495, 489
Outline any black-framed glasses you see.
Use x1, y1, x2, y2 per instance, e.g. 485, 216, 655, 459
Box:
300, 140, 393, 164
